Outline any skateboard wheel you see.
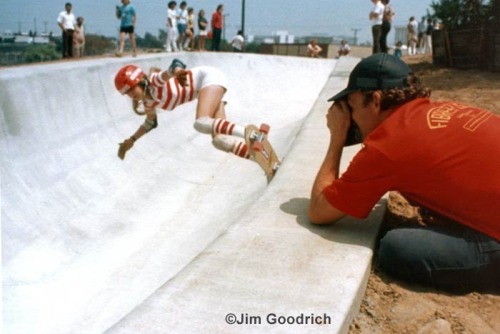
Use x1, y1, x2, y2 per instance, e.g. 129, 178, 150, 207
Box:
259, 123, 270, 135
252, 141, 264, 152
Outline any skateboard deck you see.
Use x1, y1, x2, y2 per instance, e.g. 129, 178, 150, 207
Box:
245, 124, 280, 180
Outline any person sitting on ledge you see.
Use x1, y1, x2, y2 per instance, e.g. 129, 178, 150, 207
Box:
307, 39, 323, 58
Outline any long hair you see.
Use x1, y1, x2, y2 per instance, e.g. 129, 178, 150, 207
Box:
132, 67, 160, 115
362, 73, 431, 111
131, 78, 151, 115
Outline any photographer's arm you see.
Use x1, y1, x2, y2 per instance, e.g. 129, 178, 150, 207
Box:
308, 101, 351, 224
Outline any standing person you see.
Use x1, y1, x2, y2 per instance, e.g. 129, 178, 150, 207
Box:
57, 2, 76, 58
211, 4, 224, 51
166, 1, 179, 52
197, 9, 208, 51
407, 16, 418, 56
380, 0, 395, 53
423, 18, 434, 54
230, 30, 245, 52
417, 17, 426, 53
115, 0, 137, 57
73, 16, 85, 58
307, 39, 323, 58
308, 53, 500, 293
177, 1, 188, 51
114, 59, 253, 162
183, 7, 195, 51
369, 0, 385, 54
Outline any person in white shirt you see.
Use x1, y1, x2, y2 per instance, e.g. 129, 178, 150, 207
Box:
166, 1, 179, 52
231, 30, 245, 52
369, 0, 385, 54
57, 2, 76, 58
176, 1, 188, 51
338, 39, 351, 57
407, 16, 419, 55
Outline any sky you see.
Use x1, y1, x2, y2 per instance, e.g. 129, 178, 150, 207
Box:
0, 0, 435, 45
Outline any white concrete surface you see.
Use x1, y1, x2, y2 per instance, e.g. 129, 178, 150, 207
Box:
1, 53, 383, 334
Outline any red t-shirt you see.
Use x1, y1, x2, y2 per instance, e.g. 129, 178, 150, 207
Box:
211, 11, 222, 29
323, 98, 500, 240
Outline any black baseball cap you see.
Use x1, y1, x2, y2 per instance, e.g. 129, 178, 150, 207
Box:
328, 53, 411, 102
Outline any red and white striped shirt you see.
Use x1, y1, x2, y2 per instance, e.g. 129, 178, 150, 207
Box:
144, 66, 227, 111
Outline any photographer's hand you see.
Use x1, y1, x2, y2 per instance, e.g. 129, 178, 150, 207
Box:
327, 99, 351, 146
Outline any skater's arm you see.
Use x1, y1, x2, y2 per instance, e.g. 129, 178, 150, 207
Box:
118, 110, 157, 160
135, 111, 158, 140
160, 70, 172, 82
160, 69, 188, 87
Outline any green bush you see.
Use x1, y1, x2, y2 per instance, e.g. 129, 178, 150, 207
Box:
23, 45, 60, 63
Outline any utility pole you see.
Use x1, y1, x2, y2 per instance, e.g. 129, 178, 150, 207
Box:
351, 28, 361, 46
223, 13, 229, 41
241, 0, 246, 36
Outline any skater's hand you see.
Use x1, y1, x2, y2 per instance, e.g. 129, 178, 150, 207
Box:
175, 69, 188, 87
118, 138, 134, 160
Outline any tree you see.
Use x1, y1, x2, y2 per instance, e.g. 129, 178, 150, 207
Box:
85, 34, 116, 55
431, 0, 493, 29
135, 31, 164, 49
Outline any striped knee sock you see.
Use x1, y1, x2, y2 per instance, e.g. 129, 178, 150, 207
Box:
212, 118, 246, 138
212, 135, 251, 160
232, 141, 251, 159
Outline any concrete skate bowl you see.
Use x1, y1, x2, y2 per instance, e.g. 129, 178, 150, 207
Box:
1, 53, 346, 333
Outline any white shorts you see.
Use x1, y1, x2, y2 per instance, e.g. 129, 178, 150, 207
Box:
191, 66, 228, 91
199, 30, 208, 37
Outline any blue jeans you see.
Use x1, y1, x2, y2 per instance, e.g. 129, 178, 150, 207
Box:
377, 225, 500, 293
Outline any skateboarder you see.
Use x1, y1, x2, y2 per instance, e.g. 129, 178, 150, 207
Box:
115, 59, 251, 161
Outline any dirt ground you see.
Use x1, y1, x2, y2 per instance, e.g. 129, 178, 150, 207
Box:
349, 54, 500, 334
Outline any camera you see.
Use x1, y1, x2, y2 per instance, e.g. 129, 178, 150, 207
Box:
334, 97, 363, 146
345, 121, 362, 146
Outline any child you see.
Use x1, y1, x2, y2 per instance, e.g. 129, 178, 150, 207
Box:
115, 59, 251, 161
197, 10, 208, 51
183, 7, 195, 51
394, 41, 403, 58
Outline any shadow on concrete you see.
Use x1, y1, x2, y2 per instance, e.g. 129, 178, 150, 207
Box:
280, 197, 386, 248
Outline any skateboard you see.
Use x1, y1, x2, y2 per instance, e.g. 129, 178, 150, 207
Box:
245, 124, 280, 180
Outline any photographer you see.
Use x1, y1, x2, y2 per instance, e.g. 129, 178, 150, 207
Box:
308, 54, 500, 293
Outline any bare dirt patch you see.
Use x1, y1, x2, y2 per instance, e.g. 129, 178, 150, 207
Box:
349, 54, 500, 334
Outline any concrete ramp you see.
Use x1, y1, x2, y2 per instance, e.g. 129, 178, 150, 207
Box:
1, 53, 383, 334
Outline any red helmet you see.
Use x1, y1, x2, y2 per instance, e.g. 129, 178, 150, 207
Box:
114, 65, 145, 94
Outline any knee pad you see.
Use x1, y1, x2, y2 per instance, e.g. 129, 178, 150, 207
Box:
193, 116, 213, 134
